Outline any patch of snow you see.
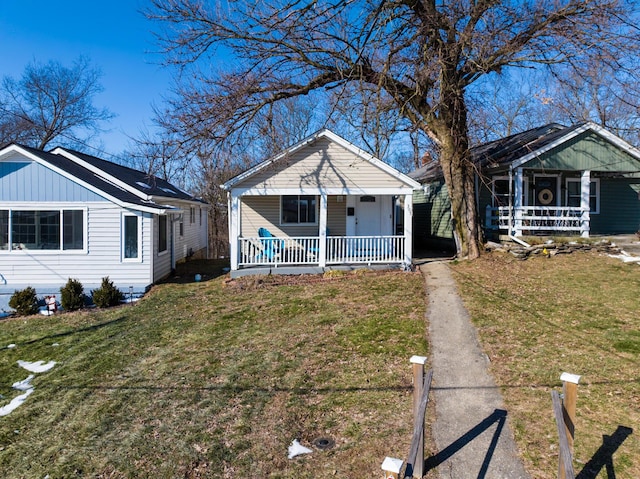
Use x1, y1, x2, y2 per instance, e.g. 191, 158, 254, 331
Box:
17, 360, 56, 373
0, 389, 34, 416
609, 253, 640, 264
288, 439, 313, 459
12, 375, 35, 391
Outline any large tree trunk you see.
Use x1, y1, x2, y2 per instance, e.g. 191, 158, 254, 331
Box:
433, 82, 482, 259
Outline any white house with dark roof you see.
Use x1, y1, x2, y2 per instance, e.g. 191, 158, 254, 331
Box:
222, 129, 420, 276
0, 143, 208, 312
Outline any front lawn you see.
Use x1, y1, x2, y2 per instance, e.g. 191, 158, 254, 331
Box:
0, 269, 427, 478
452, 251, 639, 479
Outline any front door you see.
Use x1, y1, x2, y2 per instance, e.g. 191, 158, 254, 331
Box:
534, 176, 559, 206
356, 195, 391, 236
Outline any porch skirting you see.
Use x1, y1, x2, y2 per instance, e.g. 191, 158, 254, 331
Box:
229, 263, 405, 279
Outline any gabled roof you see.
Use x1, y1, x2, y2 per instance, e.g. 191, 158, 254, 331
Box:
409, 122, 640, 183
0, 143, 205, 213
52, 147, 204, 203
223, 128, 421, 191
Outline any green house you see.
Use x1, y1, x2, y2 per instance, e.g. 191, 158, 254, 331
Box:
410, 122, 640, 249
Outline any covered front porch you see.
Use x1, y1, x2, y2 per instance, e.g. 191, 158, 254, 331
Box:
484, 168, 594, 238
228, 192, 414, 272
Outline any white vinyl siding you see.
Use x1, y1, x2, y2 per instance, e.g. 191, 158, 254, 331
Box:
0, 202, 153, 289
236, 137, 409, 191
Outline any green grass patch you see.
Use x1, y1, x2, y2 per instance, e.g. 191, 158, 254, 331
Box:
452, 251, 639, 479
0, 268, 426, 478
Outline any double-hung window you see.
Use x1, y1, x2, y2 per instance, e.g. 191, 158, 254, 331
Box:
0, 209, 85, 251
566, 178, 599, 214
123, 214, 140, 260
491, 177, 511, 207
281, 195, 317, 224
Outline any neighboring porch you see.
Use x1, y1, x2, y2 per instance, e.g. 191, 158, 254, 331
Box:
484, 169, 594, 238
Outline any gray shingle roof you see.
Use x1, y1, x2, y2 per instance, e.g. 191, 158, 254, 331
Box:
14, 144, 204, 210
409, 123, 575, 183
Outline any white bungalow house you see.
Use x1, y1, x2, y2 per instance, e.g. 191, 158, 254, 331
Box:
0, 143, 208, 311
222, 129, 421, 276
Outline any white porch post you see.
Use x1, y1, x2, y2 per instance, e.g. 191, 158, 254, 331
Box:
580, 170, 591, 238
229, 193, 241, 270
404, 193, 413, 267
318, 192, 328, 267
514, 168, 524, 236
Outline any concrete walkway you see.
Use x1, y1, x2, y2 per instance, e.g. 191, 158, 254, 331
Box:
420, 261, 531, 479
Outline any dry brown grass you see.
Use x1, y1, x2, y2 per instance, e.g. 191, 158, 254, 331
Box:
451, 251, 639, 479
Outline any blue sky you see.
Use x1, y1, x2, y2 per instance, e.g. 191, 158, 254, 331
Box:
0, 0, 172, 157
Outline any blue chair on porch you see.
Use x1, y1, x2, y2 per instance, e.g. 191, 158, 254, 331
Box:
257, 228, 283, 261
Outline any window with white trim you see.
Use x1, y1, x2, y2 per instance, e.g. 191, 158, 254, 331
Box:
566, 178, 600, 214
281, 195, 317, 224
158, 215, 168, 253
0, 209, 85, 251
190, 207, 196, 224
491, 177, 511, 207
0, 210, 8, 250
123, 214, 140, 260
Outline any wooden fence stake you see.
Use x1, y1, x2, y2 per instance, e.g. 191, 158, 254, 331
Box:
410, 355, 428, 478
381, 457, 404, 479
560, 372, 581, 454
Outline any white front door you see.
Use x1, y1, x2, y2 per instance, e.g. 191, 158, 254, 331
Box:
356, 195, 384, 236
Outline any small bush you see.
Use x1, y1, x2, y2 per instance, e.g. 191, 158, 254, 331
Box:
91, 277, 124, 308
8, 287, 39, 316
60, 278, 85, 311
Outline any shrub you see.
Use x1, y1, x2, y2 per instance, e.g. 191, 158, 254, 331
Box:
8, 287, 39, 316
60, 278, 85, 311
91, 277, 123, 308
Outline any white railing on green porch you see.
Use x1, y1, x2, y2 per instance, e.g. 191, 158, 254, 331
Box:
238, 235, 405, 267
485, 206, 589, 235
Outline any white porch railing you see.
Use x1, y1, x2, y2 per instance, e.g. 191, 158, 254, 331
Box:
238, 235, 405, 267
485, 206, 589, 236
326, 236, 404, 264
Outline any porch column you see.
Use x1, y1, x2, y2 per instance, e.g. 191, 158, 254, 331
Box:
229, 194, 241, 271
318, 193, 328, 268
513, 168, 524, 236
580, 170, 591, 238
404, 193, 413, 267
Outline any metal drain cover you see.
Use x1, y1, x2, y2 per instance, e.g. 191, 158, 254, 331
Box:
312, 437, 335, 450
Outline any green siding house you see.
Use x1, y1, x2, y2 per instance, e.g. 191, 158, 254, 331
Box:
410, 122, 640, 249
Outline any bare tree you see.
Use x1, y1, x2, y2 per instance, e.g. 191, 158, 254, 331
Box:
148, 0, 640, 258
0, 57, 113, 149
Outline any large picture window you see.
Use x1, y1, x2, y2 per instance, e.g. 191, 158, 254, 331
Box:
0, 209, 84, 251
281, 195, 317, 224
566, 178, 599, 214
